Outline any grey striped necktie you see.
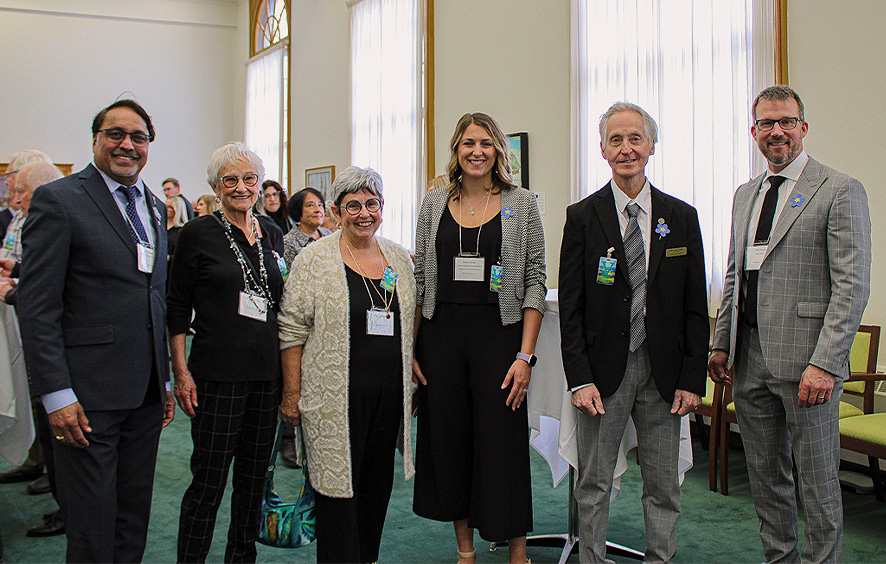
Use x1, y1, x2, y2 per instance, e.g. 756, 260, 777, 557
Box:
624, 202, 646, 352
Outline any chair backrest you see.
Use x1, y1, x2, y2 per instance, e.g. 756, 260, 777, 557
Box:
847, 324, 881, 412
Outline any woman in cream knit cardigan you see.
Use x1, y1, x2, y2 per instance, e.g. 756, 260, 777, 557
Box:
277, 166, 415, 564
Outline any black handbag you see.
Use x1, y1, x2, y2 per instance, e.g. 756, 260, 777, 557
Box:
257, 422, 316, 548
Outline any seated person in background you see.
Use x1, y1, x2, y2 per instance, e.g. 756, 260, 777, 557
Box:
282, 187, 332, 267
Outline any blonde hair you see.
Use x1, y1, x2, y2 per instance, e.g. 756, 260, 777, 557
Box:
197, 194, 219, 215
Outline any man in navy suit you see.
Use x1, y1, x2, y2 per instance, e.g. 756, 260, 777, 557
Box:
18, 100, 175, 563
559, 102, 708, 563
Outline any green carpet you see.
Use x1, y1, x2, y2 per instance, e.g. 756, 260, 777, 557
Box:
2, 417, 884, 563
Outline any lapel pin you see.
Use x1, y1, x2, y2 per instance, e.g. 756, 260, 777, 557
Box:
501, 207, 514, 218
655, 218, 670, 239
790, 194, 806, 207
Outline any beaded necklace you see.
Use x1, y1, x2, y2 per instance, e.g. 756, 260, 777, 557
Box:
217, 210, 274, 309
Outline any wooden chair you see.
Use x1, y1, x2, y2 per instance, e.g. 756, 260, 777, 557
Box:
692, 377, 725, 492
717, 325, 879, 496
839, 325, 884, 501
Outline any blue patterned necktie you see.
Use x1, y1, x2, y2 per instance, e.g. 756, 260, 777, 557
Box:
624, 202, 647, 352
117, 185, 149, 244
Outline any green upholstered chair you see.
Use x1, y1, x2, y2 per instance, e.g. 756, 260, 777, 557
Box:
839, 326, 885, 502
717, 325, 879, 496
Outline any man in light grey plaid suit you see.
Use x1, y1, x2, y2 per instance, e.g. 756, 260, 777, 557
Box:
709, 85, 871, 564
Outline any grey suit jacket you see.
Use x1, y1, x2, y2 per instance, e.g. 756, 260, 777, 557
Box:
414, 185, 546, 325
18, 164, 169, 411
712, 157, 871, 381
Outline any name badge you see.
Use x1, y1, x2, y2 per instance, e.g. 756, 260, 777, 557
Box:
745, 244, 767, 271
275, 252, 289, 281
367, 308, 394, 336
597, 257, 616, 285
381, 267, 398, 292
239, 291, 268, 322
665, 247, 687, 257
453, 255, 485, 282
489, 264, 503, 292
137, 243, 155, 274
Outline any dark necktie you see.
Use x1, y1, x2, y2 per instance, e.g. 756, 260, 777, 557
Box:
117, 185, 150, 244
624, 202, 646, 352
743, 175, 786, 326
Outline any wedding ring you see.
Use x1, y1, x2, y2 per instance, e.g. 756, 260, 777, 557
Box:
55, 435, 64, 441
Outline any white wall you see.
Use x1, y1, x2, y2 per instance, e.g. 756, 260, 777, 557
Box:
0, 0, 246, 201
788, 1, 886, 329
434, 0, 571, 285
288, 2, 351, 193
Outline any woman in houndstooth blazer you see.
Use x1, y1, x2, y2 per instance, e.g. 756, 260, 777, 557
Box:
412, 112, 546, 564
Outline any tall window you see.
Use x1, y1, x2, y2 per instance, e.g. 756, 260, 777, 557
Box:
349, 0, 423, 249
247, 0, 289, 190
572, 0, 779, 312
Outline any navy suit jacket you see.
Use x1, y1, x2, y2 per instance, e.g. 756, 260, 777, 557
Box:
18, 164, 169, 411
558, 183, 709, 402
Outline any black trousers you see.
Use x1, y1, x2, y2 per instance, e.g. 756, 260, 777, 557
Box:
177, 378, 280, 564
55, 400, 164, 563
314, 352, 403, 564
35, 402, 60, 504
413, 302, 532, 542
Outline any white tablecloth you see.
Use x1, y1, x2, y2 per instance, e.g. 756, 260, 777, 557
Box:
0, 302, 34, 465
528, 289, 693, 496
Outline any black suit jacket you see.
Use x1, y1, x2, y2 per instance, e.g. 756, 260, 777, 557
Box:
18, 164, 169, 411
558, 183, 708, 401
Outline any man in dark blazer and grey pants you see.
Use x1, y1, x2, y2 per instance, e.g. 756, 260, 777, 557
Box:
17, 99, 175, 563
559, 102, 708, 563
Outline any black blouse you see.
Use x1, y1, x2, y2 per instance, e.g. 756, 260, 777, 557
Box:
167, 212, 285, 382
435, 205, 502, 305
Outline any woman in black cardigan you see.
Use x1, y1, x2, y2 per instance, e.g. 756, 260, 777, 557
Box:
167, 142, 285, 563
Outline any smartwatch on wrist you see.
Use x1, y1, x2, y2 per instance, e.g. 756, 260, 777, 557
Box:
516, 352, 537, 367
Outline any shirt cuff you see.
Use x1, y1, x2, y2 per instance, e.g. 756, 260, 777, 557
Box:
570, 383, 593, 393
166, 381, 172, 392
42, 389, 78, 414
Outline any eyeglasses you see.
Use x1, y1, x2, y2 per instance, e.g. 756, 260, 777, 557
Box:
341, 198, 382, 215
754, 117, 801, 132
98, 128, 152, 146
219, 173, 259, 188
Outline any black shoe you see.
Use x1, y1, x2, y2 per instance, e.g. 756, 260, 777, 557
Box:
27, 474, 51, 495
26, 511, 65, 537
279, 439, 302, 469
0, 466, 44, 483
43, 508, 59, 521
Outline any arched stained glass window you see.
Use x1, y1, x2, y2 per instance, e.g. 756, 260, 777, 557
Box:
253, 0, 289, 55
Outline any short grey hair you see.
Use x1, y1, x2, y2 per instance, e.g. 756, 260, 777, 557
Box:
8, 150, 54, 174
752, 85, 805, 121
331, 166, 383, 206
599, 102, 658, 145
205, 142, 265, 190
15, 162, 63, 193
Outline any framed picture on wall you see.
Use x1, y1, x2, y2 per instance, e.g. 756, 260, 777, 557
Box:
507, 133, 529, 189
305, 165, 336, 201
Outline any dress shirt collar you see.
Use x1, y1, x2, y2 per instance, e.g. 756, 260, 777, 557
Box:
611, 178, 652, 216
763, 150, 808, 187
93, 162, 146, 196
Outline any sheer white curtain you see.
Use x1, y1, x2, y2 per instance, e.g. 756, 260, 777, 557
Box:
571, 0, 777, 312
349, 0, 422, 250
246, 42, 287, 185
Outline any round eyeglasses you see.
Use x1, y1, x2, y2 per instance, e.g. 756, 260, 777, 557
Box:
219, 173, 260, 188
341, 198, 381, 215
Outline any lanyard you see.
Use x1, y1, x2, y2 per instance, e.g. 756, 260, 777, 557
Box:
457, 189, 491, 257
216, 211, 274, 309
346, 243, 395, 314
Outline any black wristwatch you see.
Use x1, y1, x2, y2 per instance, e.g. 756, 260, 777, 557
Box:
516, 352, 537, 367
